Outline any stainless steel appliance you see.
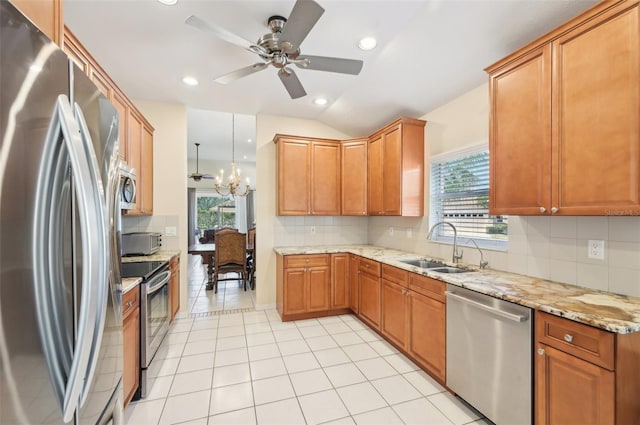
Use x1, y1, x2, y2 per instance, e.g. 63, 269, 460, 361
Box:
446, 285, 533, 425
0, 2, 123, 424
121, 261, 171, 399
121, 232, 162, 256
119, 163, 137, 210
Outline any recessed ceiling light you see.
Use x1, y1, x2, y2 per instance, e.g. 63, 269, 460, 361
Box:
182, 76, 198, 86
243, 155, 247, 160
247, 139, 252, 143
313, 97, 328, 106
358, 36, 377, 51
157, 0, 177, 5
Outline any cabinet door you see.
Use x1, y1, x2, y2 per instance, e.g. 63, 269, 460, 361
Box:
89, 67, 111, 98
126, 111, 142, 214
331, 254, 349, 310
342, 140, 368, 215
359, 272, 380, 329
63, 30, 90, 74
552, 2, 640, 215
283, 268, 307, 315
349, 255, 359, 313
311, 141, 340, 215
408, 291, 446, 382
170, 257, 180, 322
368, 135, 384, 215
277, 139, 310, 215
11, 0, 62, 45
536, 344, 614, 425
123, 307, 139, 406
489, 44, 552, 215
381, 279, 408, 349
382, 125, 402, 215
307, 267, 330, 312
141, 125, 154, 215
111, 91, 129, 162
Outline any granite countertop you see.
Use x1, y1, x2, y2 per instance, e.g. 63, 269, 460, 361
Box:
122, 277, 142, 294
121, 250, 180, 263
274, 244, 640, 334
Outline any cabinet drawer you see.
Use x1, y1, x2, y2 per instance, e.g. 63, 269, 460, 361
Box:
359, 258, 381, 276
536, 311, 614, 370
409, 274, 445, 303
123, 285, 139, 319
382, 264, 408, 286
284, 254, 330, 268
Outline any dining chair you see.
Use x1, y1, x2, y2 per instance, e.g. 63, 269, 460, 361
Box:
246, 229, 256, 290
211, 231, 247, 293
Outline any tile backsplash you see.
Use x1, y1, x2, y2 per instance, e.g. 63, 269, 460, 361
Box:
122, 214, 180, 251
274, 216, 368, 246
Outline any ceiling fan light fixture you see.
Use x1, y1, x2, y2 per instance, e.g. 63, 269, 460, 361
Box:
313, 97, 328, 106
182, 76, 199, 86
358, 36, 377, 51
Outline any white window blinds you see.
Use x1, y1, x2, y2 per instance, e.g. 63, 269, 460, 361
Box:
430, 148, 507, 247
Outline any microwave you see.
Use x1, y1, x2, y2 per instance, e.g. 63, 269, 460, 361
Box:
122, 232, 162, 256
119, 163, 137, 210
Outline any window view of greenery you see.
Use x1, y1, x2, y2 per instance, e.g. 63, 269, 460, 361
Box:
196, 193, 235, 241
431, 150, 508, 243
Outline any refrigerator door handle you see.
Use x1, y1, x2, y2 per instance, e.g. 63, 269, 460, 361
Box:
72, 103, 113, 407
57, 95, 107, 422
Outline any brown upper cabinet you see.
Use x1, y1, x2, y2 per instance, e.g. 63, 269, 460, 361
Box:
63, 26, 155, 216
275, 135, 341, 216
368, 118, 426, 216
10, 0, 63, 45
341, 139, 368, 215
487, 0, 640, 215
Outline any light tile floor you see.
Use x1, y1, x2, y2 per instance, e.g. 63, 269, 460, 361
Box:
124, 256, 491, 425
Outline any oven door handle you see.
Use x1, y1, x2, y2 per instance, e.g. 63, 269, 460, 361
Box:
147, 271, 171, 295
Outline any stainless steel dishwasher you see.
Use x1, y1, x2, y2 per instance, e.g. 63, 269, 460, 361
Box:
446, 284, 533, 425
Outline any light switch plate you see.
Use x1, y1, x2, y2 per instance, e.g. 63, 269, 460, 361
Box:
165, 226, 176, 236
588, 240, 605, 260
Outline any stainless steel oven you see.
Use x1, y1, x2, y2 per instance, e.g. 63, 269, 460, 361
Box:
121, 260, 170, 398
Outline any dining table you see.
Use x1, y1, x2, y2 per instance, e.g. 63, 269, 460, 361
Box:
188, 242, 254, 290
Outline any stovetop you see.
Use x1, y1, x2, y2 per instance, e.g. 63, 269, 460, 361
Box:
121, 261, 168, 280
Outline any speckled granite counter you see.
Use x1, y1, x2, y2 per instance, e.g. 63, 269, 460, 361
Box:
122, 277, 142, 294
274, 244, 640, 334
121, 250, 180, 263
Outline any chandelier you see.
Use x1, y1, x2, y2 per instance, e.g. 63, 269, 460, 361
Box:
214, 114, 251, 197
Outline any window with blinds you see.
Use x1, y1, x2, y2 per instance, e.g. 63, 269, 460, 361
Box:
430, 148, 507, 248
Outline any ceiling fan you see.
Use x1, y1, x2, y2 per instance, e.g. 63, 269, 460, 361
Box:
185, 0, 364, 99
188, 143, 213, 182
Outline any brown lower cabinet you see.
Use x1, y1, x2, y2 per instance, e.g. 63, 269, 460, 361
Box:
122, 285, 140, 407
349, 255, 359, 313
535, 311, 640, 424
276, 254, 331, 321
169, 255, 180, 322
358, 258, 381, 330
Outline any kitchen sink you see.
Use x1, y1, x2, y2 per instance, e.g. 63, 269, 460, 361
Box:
398, 259, 447, 269
397, 258, 473, 274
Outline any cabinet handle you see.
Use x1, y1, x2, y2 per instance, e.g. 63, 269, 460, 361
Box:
539, 207, 546, 213
563, 334, 573, 343
305, 259, 309, 263
537, 348, 545, 356
551, 207, 559, 214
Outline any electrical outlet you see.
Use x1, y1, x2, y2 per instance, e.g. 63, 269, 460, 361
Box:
389, 227, 394, 236
310, 226, 316, 235
588, 240, 605, 260
406, 228, 413, 239
165, 226, 176, 236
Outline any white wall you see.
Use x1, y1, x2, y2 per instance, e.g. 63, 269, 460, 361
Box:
255, 114, 353, 307
369, 83, 640, 298
122, 100, 189, 310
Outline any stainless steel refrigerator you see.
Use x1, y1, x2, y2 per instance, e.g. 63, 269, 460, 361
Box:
0, 2, 124, 424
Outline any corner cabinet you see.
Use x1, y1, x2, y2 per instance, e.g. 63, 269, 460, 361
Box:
10, 0, 63, 45
122, 286, 140, 407
535, 311, 640, 424
368, 118, 426, 216
487, 0, 640, 216
341, 139, 368, 215
169, 255, 180, 322
275, 135, 341, 216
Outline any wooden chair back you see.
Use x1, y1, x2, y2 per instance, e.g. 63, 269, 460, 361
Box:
214, 231, 246, 269
247, 227, 256, 249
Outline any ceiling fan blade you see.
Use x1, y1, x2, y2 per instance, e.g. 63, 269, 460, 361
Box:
278, 68, 307, 99
185, 15, 267, 56
279, 0, 324, 53
214, 63, 269, 84
296, 55, 363, 75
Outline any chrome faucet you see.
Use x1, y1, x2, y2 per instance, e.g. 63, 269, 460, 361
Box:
426, 221, 463, 263
466, 238, 489, 269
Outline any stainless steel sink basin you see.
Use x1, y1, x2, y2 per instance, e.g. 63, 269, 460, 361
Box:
428, 266, 473, 274
398, 259, 446, 269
